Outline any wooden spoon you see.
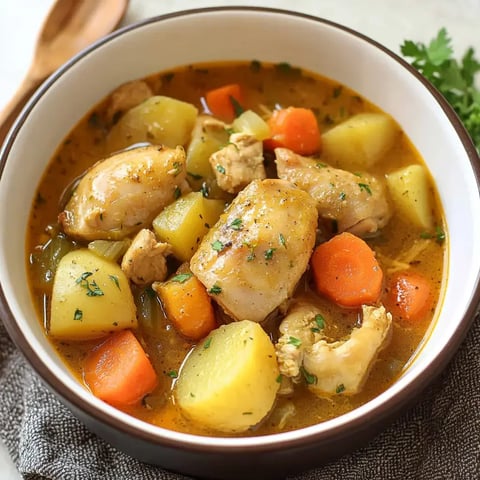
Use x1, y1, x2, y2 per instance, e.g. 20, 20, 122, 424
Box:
0, 0, 129, 143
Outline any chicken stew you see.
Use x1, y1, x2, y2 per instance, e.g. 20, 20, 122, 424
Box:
27, 61, 446, 436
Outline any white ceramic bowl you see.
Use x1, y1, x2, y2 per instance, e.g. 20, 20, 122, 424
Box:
1, 7, 479, 479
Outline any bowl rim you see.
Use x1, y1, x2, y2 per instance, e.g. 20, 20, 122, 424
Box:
1, 5, 480, 453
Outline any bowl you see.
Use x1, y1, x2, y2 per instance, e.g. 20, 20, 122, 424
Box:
1, 7, 480, 479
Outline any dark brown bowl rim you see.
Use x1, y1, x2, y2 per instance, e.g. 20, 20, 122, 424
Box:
1, 6, 480, 454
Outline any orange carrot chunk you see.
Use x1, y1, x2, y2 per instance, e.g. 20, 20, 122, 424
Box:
156, 271, 217, 341
84, 329, 158, 408
385, 270, 434, 323
264, 107, 321, 155
311, 232, 383, 308
205, 83, 243, 121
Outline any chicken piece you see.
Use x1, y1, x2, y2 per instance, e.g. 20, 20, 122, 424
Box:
121, 229, 172, 284
275, 302, 325, 378
276, 303, 392, 396
190, 179, 317, 323
105, 80, 153, 124
275, 147, 391, 237
59, 145, 190, 241
209, 132, 266, 193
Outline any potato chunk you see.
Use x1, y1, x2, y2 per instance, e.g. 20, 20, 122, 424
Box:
50, 249, 136, 340
107, 95, 198, 152
321, 113, 399, 170
385, 164, 433, 229
175, 320, 280, 433
152, 192, 225, 262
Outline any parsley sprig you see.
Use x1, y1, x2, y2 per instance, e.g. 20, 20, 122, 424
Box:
401, 28, 480, 150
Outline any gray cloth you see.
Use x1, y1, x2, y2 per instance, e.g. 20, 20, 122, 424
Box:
1, 316, 479, 480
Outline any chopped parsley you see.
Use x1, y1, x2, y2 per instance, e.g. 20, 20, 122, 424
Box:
171, 273, 193, 283
212, 240, 226, 252
173, 186, 181, 199
336, 383, 346, 394
288, 336, 302, 348
358, 183, 372, 195
339, 192, 347, 201
264, 248, 276, 260
300, 366, 317, 385
73, 308, 83, 321
420, 225, 446, 244
279, 233, 286, 247
313, 314, 325, 331
204, 337, 212, 349
216, 164, 226, 174
109, 274, 120, 290
167, 370, 178, 379
276, 374, 283, 384
75, 272, 104, 297
229, 218, 243, 230
209, 284, 222, 295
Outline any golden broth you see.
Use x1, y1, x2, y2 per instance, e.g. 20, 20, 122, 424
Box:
27, 61, 445, 436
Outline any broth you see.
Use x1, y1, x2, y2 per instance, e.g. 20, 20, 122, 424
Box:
27, 61, 445, 436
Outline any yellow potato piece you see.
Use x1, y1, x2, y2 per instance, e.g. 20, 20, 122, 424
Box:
232, 110, 271, 141
152, 192, 225, 262
322, 113, 399, 170
107, 95, 198, 152
175, 320, 280, 433
386, 164, 434, 229
50, 249, 136, 340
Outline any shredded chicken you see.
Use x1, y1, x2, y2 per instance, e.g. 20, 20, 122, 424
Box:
275, 147, 391, 237
210, 133, 266, 193
276, 303, 392, 396
121, 229, 172, 284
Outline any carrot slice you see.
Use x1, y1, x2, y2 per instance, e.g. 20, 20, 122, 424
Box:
385, 270, 434, 323
311, 232, 383, 307
205, 83, 243, 121
264, 107, 321, 155
155, 270, 217, 341
84, 329, 158, 408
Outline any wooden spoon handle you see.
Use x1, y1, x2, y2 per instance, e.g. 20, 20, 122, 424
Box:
0, 74, 44, 146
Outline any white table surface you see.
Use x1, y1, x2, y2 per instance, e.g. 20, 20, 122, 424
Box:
0, 0, 479, 477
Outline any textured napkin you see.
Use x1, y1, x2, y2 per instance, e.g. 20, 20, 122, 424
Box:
1, 314, 479, 480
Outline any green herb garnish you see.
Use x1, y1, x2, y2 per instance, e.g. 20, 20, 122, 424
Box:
212, 240, 225, 252
73, 308, 83, 321
300, 366, 317, 385
229, 218, 243, 230
216, 164, 226, 174
109, 274, 120, 290
171, 273, 193, 283
287, 336, 302, 348
358, 183, 372, 195
264, 248, 276, 260
209, 284, 222, 295
401, 28, 480, 150
336, 383, 346, 394
75, 272, 104, 297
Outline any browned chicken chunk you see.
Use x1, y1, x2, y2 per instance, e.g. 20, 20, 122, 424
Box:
121, 229, 172, 284
275, 148, 391, 237
210, 132, 266, 193
190, 179, 317, 323
59, 145, 190, 241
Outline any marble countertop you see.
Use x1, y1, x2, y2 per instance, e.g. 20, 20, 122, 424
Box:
0, 0, 479, 478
